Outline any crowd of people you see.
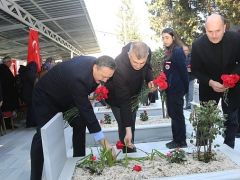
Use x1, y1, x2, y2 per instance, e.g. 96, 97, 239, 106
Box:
0, 13, 239, 180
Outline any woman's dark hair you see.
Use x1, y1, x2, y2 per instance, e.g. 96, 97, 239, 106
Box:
162, 28, 183, 47
162, 28, 174, 37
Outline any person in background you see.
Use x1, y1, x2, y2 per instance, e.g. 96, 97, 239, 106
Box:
30, 55, 116, 180
22, 61, 38, 127
39, 57, 55, 78
191, 14, 240, 148
105, 41, 156, 153
183, 45, 195, 110
0, 56, 19, 128
162, 28, 189, 149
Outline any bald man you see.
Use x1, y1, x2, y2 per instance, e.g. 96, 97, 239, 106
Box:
191, 14, 240, 148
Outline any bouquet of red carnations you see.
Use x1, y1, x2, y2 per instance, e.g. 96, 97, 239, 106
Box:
221, 74, 240, 105
131, 72, 168, 111
63, 85, 109, 125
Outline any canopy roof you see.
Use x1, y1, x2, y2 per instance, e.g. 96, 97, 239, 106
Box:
0, 0, 100, 61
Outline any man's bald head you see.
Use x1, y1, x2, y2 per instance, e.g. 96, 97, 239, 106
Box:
205, 14, 226, 44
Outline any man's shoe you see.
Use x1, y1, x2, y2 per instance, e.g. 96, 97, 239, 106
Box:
122, 146, 137, 153
184, 106, 191, 110
236, 133, 240, 138
166, 140, 187, 149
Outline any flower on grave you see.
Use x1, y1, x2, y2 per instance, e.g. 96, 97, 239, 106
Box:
103, 113, 112, 124
90, 155, 97, 161
94, 85, 109, 101
132, 164, 142, 172
140, 110, 148, 121
166, 148, 186, 163
116, 140, 124, 150
220, 74, 240, 105
63, 85, 109, 125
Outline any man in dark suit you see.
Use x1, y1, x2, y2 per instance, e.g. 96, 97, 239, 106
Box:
191, 14, 240, 148
105, 42, 155, 153
30, 55, 116, 180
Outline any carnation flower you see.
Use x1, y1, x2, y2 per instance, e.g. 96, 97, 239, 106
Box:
132, 164, 142, 172
221, 74, 240, 105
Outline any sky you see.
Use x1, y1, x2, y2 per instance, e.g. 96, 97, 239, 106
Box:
85, 0, 158, 58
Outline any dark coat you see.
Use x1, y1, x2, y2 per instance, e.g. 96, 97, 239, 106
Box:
191, 31, 240, 108
0, 64, 19, 111
22, 62, 38, 104
105, 43, 153, 127
163, 46, 189, 95
32, 56, 101, 133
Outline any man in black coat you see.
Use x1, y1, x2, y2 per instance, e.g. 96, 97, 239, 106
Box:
22, 61, 38, 127
30, 55, 116, 180
0, 56, 19, 112
191, 14, 240, 148
105, 41, 155, 153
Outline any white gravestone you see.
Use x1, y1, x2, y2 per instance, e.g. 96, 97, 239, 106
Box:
41, 112, 80, 180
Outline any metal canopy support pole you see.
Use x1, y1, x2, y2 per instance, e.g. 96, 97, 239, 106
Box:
0, 0, 82, 56
70, 51, 74, 59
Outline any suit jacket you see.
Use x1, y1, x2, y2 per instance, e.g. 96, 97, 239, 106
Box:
33, 55, 101, 133
191, 31, 240, 108
105, 43, 153, 127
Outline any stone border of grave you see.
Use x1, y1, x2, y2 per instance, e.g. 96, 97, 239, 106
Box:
42, 113, 240, 180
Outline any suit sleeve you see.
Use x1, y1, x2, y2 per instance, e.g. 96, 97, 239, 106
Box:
191, 42, 210, 85
70, 80, 101, 134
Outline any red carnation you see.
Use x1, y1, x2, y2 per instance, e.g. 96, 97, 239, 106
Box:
153, 72, 168, 90
116, 140, 124, 150
220, 74, 240, 105
221, 74, 239, 88
133, 164, 142, 172
94, 85, 109, 101
90, 155, 96, 161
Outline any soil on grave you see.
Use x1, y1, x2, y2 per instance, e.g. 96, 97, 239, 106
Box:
73, 151, 239, 180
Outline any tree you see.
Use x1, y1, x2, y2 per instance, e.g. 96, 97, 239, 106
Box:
215, 0, 240, 25
117, 0, 142, 45
146, 0, 240, 45
146, 0, 204, 45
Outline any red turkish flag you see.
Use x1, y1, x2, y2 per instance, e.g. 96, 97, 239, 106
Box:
27, 28, 41, 72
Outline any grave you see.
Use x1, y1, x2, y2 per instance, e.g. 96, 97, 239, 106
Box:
41, 113, 80, 180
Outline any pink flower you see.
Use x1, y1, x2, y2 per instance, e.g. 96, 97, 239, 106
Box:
166, 152, 172, 157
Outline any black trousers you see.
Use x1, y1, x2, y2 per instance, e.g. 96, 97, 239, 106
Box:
221, 101, 239, 148
199, 90, 239, 148
166, 92, 186, 143
111, 106, 136, 144
69, 116, 86, 157
30, 129, 43, 180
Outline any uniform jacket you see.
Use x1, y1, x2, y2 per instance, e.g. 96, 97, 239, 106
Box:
163, 46, 189, 95
191, 31, 240, 108
33, 56, 101, 133
105, 43, 153, 127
